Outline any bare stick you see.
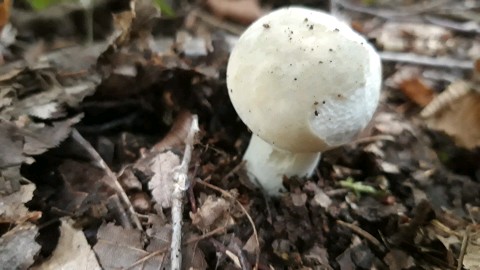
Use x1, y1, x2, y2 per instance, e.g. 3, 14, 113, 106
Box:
71, 129, 143, 230
171, 115, 199, 270
457, 226, 471, 270
379, 51, 474, 70
336, 220, 383, 248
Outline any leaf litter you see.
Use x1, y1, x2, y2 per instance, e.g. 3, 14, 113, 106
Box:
0, 0, 480, 269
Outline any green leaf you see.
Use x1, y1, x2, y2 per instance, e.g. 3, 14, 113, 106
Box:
339, 177, 379, 196
154, 0, 175, 17
29, 0, 67, 10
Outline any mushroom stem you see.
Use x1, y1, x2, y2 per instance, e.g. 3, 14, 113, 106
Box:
243, 134, 321, 195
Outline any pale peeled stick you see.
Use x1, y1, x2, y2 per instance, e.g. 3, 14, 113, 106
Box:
227, 7, 382, 153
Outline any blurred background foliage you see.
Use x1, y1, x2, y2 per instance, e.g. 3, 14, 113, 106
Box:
27, 0, 174, 16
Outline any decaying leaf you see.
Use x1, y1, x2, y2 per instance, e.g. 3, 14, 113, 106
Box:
148, 151, 181, 209
0, 183, 36, 223
190, 194, 234, 232
384, 249, 415, 270
32, 218, 101, 270
206, 0, 264, 25
424, 92, 480, 149
304, 181, 332, 209
98, 0, 160, 74
0, 0, 11, 31
421, 80, 471, 118
399, 77, 435, 107
93, 223, 150, 270
0, 115, 83, 168
0, 223, 41, 269
464, 229, 480, 270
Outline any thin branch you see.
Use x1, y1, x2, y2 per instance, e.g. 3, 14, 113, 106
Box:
71, 129, 143, 230
457, 226, 471, 270
425, 15, 480, 34
336, 220, 383, 249
171, 115, 199, 270
334, 0, 451, 19
379, 51, 474, 70
196, 179, 260, 270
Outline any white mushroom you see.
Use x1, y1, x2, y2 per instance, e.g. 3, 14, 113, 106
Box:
227, 7, 382, 195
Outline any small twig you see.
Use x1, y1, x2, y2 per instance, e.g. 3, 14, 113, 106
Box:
349, 134, 395, 145
211, 238, 252, 269
336, 220, 383, 248
196, 179, 260, 270
71, 129, 143, 230
110, 194, 132, 229
425, 15, 480, 34
127, 225, 229, 269
335, 0, 450, 19
221, 160, 246, 182
379, 51, 474, 70
171, 115, 199, 270
457, 226, 471, 270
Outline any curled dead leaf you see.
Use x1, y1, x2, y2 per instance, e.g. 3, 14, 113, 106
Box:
190, 194, 234, 232
424, 92, 480, 149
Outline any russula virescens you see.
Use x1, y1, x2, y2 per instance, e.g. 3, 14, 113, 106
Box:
227, 7, 382, 194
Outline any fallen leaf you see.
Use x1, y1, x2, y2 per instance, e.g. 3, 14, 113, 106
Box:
303, 245, 331, 268
399, 77, 434, 107
0, 183, 36, 223
148, 151, 181, 209
93, 223, 152, 270
425, 92, 480, 149
32, 218, 101, 270
421, 80, 471, 118
0, 223, 41, 269
206, 0, 263, 25
464, 230, 480, 270
190, 194, 234, 232
384, 249, 415, 270
0, 0, 10, 31
304, 182, 332, 209
0, 115, 83, 168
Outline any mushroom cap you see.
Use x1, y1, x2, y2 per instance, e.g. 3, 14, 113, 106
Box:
227, 7, 382, 153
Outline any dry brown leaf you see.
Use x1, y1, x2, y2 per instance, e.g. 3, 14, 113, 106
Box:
206, 0, 263, 25
464, 229, 480, 270
32, 218, 101, 270
0, 121, 31, 168
0, 0, 10, 31
399, 77, 435, 107
304, 181, 332, 209
93, 223, 150, 270
384, 249, 415, 270
0, 183, 36, 223
148, 151, 180, 209
421, 80, 471, 118
0, 223, 41, 269
190, 194, 234, 232
425, 92, 480, 149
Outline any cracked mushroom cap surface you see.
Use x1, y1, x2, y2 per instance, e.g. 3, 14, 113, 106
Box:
227, 7, 382, 153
